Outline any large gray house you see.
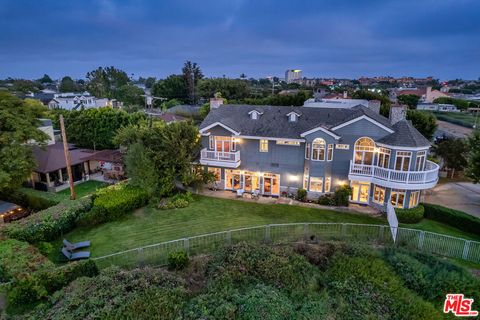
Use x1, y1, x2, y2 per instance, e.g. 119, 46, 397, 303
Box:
198, 104, 439, 209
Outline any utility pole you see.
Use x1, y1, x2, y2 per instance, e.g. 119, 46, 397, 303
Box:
59, 115, 76, 200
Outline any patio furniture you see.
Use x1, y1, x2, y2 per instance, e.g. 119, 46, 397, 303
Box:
236, 189, 245, 197
61, 247, 90, 261
252, 189, 260, 199
63, 239, 90, 251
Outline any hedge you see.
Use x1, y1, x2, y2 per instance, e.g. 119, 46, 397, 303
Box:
422, 203, 480, 236
3, 197, 93, 243
0, 238, 53, 283
395, 205, 424, 224
7, 260, 99, 308
77, 183, 149, 226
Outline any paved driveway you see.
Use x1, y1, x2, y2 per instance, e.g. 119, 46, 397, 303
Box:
423, 182, 480, 218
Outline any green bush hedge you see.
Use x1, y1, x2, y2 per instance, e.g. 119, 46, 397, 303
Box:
395, 205, 424, 223
7, 260, 99, 307
77, 183, 149, 226
422, 203, 480, 235
158, 192, 194, 210
0, 238, 53, 283
3, 197, 92, 243
296, 188, 307, 202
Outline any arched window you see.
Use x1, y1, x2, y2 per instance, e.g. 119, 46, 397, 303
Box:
311, 138, 326, 161
354, 137, 375, 165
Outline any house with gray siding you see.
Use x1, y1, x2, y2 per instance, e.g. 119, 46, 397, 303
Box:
198, 103, 439, 209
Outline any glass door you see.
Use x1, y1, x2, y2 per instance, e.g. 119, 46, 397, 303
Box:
351, 181, 370, 203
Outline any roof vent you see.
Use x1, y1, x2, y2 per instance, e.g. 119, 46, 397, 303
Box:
248, 110, 263, 120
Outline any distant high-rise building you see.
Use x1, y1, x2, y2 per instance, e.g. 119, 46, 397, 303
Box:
285, 69, 302, 83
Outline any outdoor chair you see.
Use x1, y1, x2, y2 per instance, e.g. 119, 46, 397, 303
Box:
236, 189, 244, 197
252, 189, 260, 199
63, 239, 90, 251
61, 247, 90, 261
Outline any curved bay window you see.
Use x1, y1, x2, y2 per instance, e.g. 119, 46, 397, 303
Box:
354, 137, 375, 165
311, 138, 326, 161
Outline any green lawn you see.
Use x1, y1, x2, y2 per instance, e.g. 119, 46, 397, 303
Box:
57, 180, 108, 198
57, 195, 480, 258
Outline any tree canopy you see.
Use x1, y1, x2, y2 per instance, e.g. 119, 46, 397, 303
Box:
38, 74, 53, 84
182, 61, 203, 103
116, 121, 202, 195
465, 130, 480, 183
86, 66, 130, 98
0, 92, 49, 192
59, 76, 79, 93
397, 94, 420, 109
151, 75, 188, 102
197, 78, 250, 100
115, 84, 144, 106
406, 110, 437, 140
64, 108, 145, 150
436, 138, 468, 178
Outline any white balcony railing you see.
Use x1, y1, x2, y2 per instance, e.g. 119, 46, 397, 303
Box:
349, 160, 439, 189
200, 148, 241, 168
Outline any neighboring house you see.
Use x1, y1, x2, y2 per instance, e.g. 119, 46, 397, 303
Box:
198, 104, 439, 210
144, 110, 188, 123
417, 103, 459, 112
395, 87, 450, 103
47, 92, 122, 110
304, 97, 381, 113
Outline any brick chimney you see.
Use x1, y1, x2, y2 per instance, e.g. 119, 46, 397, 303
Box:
367, 100, 381, 114
389, 104, 407, 124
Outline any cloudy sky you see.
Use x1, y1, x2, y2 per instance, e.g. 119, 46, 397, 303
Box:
1, 0, 479, 80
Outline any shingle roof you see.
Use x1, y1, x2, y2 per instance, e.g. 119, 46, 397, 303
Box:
377, 120, 431, 148
200, 104, 392, 139
32, 142, 96, 173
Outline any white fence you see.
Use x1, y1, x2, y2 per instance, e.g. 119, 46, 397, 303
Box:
386, 203, 399, 242
93, 223, 480, 269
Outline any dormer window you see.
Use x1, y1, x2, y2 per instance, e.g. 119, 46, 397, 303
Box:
248, 110, 263, 120
287, 111, 301, 122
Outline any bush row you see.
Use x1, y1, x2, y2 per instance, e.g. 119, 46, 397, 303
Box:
158, 192, 194, 210
3, 197, 93, 243
395, 204, 425, 223
317, 185, 353, 207
77, 183, 149, 226
7, 260, 99, 308
422, 203, 480, 236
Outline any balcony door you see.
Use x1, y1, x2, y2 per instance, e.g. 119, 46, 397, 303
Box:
215, 137, 231, 153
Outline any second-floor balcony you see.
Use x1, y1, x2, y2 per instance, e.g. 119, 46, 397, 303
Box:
348, 160, 439, 190
200, 148, 241, 168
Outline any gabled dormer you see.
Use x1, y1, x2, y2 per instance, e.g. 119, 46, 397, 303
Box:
248, 109, 263, 120
286, 111, 301, 122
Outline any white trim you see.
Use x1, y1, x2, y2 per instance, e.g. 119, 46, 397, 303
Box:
300, 126, 341, 139
236, 135, 304, 142
200, 132, 211, 136
286, 111, 301, 116
248, 110, 264, 115
331, 115, 394, 133
376, 143, 430, 151
327, 144, 334, 161
394, 151, 412, 172
199, 122, 240, 135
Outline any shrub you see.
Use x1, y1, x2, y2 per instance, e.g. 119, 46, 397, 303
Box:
77, 183, 148, 226
422, 203, 480, 235
296, 188, 307, 202
317, 193, 336, 206
3, 197, 92, 243
168, 251, 189, 270
395, 205, 424, 223
7, 260, 99, 307
0, 238, 53, 283
158, 192, 194, 210
334, 185, 352, 206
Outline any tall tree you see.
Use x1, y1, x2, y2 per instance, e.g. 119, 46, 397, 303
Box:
86, 66, 129, 98
406, 110, 437, 140
151, 75, 188, 102
38, 74, 53, 84
436, 138, 468, 178
115, 84, 144, 106
197, 78, 250, 100
182, 61, 203, 103
0, 92, 48, 192
397, 94, 420, 109
59, 76, 78, 92
465, 130, 480, 183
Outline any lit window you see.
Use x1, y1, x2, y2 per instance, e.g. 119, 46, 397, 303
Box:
305, 143, 310, 159
324, 177, 331, 192
409, 191, 420, 207
311, 138, 326, 161
395, 151, 412, 171
327, 144, 333, 161
259, 139, 269, 152
390, 189, 406, 208
377, 148, 391, 168
373, 185, 385, 204
309, 177, 323, 192
354, 137, 375, 165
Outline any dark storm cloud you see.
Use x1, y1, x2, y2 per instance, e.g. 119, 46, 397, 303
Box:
0, 0, 478, 79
